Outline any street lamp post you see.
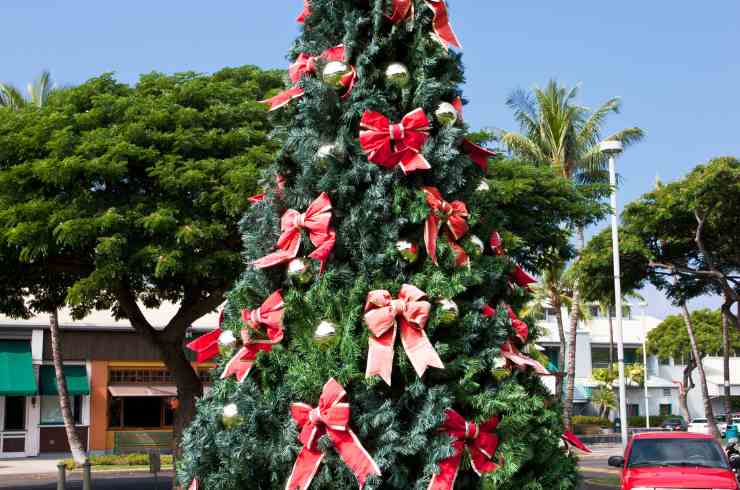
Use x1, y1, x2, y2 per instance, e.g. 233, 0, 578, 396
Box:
600, 140, 628, 449
641, 302, 650, 429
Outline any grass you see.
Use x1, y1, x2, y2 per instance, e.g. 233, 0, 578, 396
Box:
585, 475, 621, 488
61, 453, 173, 471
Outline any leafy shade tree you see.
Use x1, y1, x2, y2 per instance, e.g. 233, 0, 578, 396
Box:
578, 157, 740, 436
178, 2, 606, 489
501, 80, 644, 430
0, 66, 285, 454
0, 70, 54, 109
646, 309, 739, 424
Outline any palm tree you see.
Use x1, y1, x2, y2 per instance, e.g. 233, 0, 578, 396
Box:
501, 80, 644, 431
0, 70, 53, 109
592, 387, 617, 419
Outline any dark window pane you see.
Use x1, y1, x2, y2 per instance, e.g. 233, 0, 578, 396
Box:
73, 395, 82, 425
122, 397, 163, 428
163, 400, 174, 427
4, 396, 26, 430
108, 398, 123, 428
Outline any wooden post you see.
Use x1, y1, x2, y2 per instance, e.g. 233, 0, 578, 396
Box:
82, 461, 92, 490
56, 462, 66, 490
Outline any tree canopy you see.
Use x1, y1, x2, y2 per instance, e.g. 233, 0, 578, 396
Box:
646, 309, 737, 361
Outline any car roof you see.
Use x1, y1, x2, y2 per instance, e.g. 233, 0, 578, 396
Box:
633, 432, 714, 440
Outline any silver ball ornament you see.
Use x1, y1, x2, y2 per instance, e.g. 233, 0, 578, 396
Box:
435, 102, 459, 126
221, 403, 242, 429
395, 240, 419, 263
315, 143, 337, 169
437, 299, 459, 325
218, 329, 237, 355
476, 180, 490, 192
385, 62, 410, 88
322, 61, 352, 89
313, 320, 339, 344
467, 235, 484, 257
287, 258, 313, 285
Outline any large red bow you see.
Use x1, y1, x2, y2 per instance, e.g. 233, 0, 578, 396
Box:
422, 187, 469, 266
185, 309, 225, 362
364, 285, 444, 385
490, 231, 537, 289
451, 98, 497, 173
561, 431, 592, 453
297, 0, 310, 23
388, 0, 461, 49
500, 340, 549, 376
287, 378, 381, 490
360, 108, 431, 174
261, 45, 355, 111
504, 305, 529, 343
253, 192, 335, 271
221, 291, 284, 383
428, 409, 500, 490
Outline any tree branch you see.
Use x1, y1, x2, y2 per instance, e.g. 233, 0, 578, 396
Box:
112, 282, 159, 345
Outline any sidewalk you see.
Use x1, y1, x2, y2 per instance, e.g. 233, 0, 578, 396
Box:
0, 454, 66, 477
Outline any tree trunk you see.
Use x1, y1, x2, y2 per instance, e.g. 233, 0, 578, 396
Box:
678, 363, 694, 424
554, 299, 566, 402
721, 306, 732, 417
608, 312, 615, 376
49, 309, 88, 464
563, 226, 585, 431
679, 296, 720, 439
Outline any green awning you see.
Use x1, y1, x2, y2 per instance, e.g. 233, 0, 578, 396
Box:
39, 365, 89, 396
0, 340, 37, 396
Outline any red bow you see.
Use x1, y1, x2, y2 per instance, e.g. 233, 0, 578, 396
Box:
221, 291, 284, 383
296, 0, 310, 23
388, 0, 461, 49
287, 378, 381, 490
364, 285, 444, 386
261, 45, 356, 111
450, 98, 497, 173
423, 187, 469, 266
253, 192, 335, 271
500, 340, 549, 376
185, 309, 226, 362
360, 108, 431, 174
428, 409, 500, 490
490, 231, 537, 289
561, 431, 592, 453
504, 305, 529, 343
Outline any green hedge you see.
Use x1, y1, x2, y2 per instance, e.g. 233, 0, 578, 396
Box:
627, 415, 681, 428
62, 453, 174, 470
572, 416, 613, 428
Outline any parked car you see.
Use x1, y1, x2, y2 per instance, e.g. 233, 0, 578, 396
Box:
718, 414, 730, 437
688, 417, 709, 434
608, 432, 739, 490
660, 417, 687, 431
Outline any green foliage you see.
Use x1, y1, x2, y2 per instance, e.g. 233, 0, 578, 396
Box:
627, 415, 677, 428
646, 309, 737, 360
178, 1, 599, 489
62, 453, 174, 470
0, 66, 284, 319
571, 416, 612, 428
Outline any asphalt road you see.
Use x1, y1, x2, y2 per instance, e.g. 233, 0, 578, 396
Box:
0, 472, 172, 490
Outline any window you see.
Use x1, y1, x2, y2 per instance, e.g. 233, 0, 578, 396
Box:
544, 307, 558, 322
659, 404, 672, 416
108, 397, 174, 429
623, 348, 638, 364
2, 396, 26, 431
662, 388, 671, 397
627, 404, 640, 417
40, 395, 83, 425
109, 368, 210, 384
543, 347, 559, 369
659, 357, 670, 366
589, 305, 601, 318
591, 348, 614, 369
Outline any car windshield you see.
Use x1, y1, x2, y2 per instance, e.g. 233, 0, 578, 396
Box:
627, 438, 728, 469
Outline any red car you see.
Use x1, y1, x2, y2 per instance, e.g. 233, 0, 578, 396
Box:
608, 432, 739, 490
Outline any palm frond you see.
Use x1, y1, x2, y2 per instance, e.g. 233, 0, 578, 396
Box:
28, 70, 53, 108
0, 82, 27, 110
500, 131, 548, 163
577, 97, 622, 148
604, 127, 645, 149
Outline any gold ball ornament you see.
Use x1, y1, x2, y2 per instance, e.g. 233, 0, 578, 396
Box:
437, 299, 459, 325
434, 102, 458, 126
322, 61, 352, 89
493, 356, 511, 380
395, 240, 419, 263
221, 403, 243, 429
313, 320, 339, 344
287, 258, 313, 285
385, 62, 410, 88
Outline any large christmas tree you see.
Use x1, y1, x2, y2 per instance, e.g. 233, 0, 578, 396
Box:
178, 1, 587, 488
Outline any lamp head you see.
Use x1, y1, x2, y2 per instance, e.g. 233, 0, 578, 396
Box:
599, 140, 624, 154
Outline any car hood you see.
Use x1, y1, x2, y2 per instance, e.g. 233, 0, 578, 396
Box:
625, 466, 737, 489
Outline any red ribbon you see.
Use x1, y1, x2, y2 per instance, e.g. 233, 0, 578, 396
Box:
364, 285, 444, 386
561, 431, 592, 453
185, 309, 226, 362
489, 231, 536, 289
261, 45, 356, 111
221, 291, 284, 383
428, 409, 500, 490
360, 108, 431, 174
504, 305, 529, 343
185, 478, 198, 490
388, 0, 461, 49
253, 192, 335, 271
296, 0, 310, 23
500, 340, 549, 376
249, 175, 286, 205
287, 378, 381, 490
422, 187, 469, 266
451, 98, 497, 173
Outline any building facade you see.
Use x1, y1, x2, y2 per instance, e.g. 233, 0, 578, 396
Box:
0, 305, 217, 457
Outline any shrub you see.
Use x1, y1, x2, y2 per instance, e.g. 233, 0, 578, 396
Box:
628, 415, 676, 428
572, 416, 613, 428
62, 453, 173, 470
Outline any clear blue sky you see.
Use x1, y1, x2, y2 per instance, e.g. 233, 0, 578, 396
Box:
3, 1, 738, 318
